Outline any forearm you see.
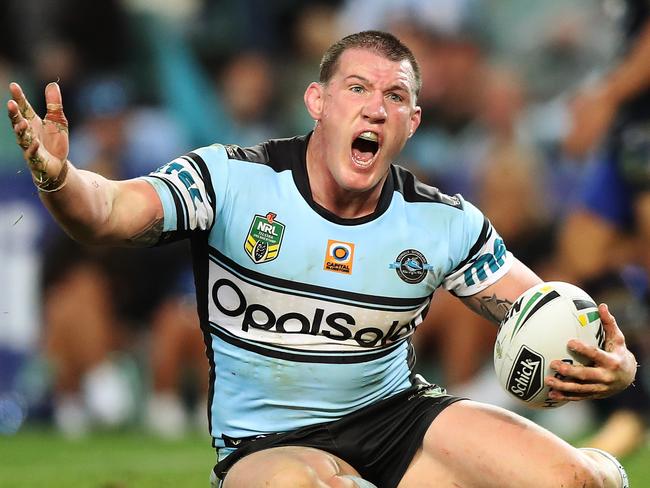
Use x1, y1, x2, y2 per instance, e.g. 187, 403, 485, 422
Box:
461, 258, 543, 324
9, 81, 164, 247
603, 20, 650, 104
39, 161, 120, 245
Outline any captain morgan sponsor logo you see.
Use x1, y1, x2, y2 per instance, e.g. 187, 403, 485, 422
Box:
323, 240, 355, 274
244, 212, 285, 264
211, 278, 422, 348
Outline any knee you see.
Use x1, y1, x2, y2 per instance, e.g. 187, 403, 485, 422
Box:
226, 459, 323, 488
267, 463, 322, 488
224, 447, 361, 488
266, 464, 361, 488
556, 456, 606, 488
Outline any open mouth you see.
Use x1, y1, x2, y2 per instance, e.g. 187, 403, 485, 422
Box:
351, 131, 380, 167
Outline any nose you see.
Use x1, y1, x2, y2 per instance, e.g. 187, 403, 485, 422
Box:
362, 91, 387, 123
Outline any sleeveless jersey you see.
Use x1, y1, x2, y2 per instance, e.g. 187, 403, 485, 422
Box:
142, 134, 513, 448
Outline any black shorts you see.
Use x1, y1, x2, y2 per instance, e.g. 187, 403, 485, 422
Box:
213, 383, 463, 488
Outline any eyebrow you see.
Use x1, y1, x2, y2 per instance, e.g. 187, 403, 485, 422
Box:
345, 74, 370, 84
344, 75, 411, 94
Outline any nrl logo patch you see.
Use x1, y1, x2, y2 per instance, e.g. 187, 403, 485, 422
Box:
244, 212, 285, 264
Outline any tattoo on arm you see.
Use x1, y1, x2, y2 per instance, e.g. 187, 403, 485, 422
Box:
467, 294, 513, 324
127, 218, 164, 247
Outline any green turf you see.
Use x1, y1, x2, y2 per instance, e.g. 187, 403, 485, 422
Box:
620, 447, 650, 487
1, 428, 649, 487
0, 428, 215, 488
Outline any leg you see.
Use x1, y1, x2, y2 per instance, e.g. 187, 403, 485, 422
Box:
149, 297, 203, 393
43, 262, 124, 436
147, 296, 204, 437
44, 263, 117, 394
399, 400, 625, 488
224, 446, 372, 488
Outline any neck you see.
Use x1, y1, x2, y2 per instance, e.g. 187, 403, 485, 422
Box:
305, 133, 386, 219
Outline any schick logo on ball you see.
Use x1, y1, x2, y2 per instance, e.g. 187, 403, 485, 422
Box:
507, 346, 544, 401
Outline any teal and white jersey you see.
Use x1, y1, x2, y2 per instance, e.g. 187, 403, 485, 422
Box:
142, 134, 513, 448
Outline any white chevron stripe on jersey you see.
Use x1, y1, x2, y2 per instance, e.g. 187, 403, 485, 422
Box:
208, 258, 428, 352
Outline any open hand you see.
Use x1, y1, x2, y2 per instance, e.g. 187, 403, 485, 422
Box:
544, 303, 637, 402
7, 82, 69, 185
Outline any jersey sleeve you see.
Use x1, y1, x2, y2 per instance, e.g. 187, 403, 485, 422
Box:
141, 145, 224, 242
441, 198, 513, 297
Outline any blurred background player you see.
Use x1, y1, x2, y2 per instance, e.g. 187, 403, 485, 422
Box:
549, 0, 650, 458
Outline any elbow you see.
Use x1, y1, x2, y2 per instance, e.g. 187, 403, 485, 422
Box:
60, 226, 106, 247
58, 213, 117, 246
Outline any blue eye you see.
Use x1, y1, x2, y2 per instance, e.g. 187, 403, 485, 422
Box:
350, 85, 364, 93
388, 92, 403, 102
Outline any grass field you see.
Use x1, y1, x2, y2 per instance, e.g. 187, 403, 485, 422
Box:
0, 428, 214, 488
1, 428, 649, 487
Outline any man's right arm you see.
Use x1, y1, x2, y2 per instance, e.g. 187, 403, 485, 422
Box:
8, 81, 164, 247
563, 17, 650, 158
42, 170, 164, 246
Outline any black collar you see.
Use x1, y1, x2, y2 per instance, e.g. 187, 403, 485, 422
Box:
288, 132, 395, 226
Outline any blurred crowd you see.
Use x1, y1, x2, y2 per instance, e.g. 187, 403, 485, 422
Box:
1, 0, 649, 458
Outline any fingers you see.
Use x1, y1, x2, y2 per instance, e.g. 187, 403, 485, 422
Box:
547, 386, 608, 402
558, 303, 625, 366
547, 380, 609, 396
550, 359, 610, 382
7, 90, 46, 174
7, 98, 23, 131
17, 123, 33, 150
43, 82, 68, 130
27, 140, 48, 174
8, 83, 39, 151
9, 82, 37, 121
598, 303, 625, 351
44, 81, 63, 105
544, 374, 611, 401
564, 339, 613, 366
8, 100, 37, 152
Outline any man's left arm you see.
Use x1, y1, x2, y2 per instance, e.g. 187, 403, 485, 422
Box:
460, 259, 638, 401
459, 256, 540, 324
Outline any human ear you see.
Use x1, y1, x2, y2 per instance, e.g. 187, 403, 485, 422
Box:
409, 105, 422, 138
304, 82, 324, 120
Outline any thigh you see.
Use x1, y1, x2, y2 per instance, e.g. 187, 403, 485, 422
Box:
224, 446, 362, 488
399, 400, 596, 488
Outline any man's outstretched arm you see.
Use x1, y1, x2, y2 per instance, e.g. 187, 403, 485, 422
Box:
7, 82, 163, 246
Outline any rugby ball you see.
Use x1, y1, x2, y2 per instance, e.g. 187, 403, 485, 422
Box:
494, 281, 605, 408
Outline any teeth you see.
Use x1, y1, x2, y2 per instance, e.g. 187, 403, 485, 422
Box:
358, 131, 378, 142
